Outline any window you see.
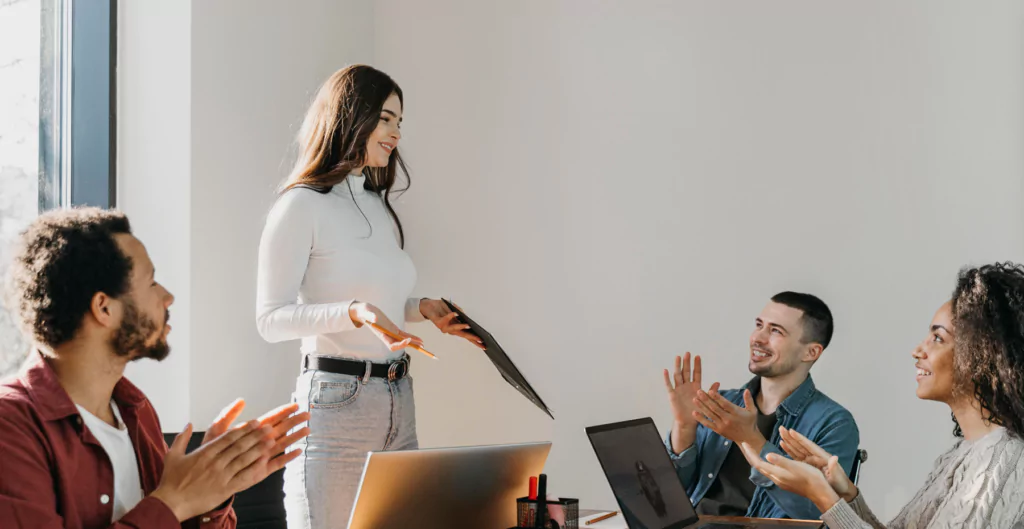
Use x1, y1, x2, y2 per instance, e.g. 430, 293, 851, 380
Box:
0, 0, 115, 375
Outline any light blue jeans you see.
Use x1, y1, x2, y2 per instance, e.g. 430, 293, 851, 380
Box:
283, 359, 418, 529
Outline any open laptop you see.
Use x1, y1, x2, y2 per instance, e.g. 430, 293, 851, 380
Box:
586, 418, 823, 529
347, 442, 552, 529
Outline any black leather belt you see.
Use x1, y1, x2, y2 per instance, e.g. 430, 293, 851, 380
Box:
302, 354, 410, 381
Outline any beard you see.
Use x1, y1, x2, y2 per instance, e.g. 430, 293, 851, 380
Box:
112, 299, 170, 361
749, 360, 779, 377
749, 345, 800, 377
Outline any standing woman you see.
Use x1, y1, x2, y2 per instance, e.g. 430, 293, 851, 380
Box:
256, 65, 482, 528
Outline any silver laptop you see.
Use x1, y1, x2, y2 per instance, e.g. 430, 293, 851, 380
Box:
586, 418, 823, 529
347, 442, 552, 529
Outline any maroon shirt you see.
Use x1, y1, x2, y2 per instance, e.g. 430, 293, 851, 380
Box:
0, 352, 236, 529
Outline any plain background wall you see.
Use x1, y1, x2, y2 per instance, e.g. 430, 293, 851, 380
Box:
375, 0, 1024, 518
117, 0, 193, 428
118, 0, 374, 428
118, 0, 1024, 519
189, 0, 374, 429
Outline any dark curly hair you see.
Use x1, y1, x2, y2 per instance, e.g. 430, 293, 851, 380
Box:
950, 262, 1024, 439
4, 208, 134, 349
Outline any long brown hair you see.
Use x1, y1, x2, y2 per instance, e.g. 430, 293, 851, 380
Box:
281, 65, 410, 246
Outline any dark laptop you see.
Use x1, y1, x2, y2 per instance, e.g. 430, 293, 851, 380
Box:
585, 418, 823, 529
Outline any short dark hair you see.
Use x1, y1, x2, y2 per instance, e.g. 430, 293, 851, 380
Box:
4, 208, 134, 349
951, 262, 1024, 439
770, 291, 834, 350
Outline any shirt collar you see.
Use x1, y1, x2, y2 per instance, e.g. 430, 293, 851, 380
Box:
742, 374, 817, 417
20, 350, 148, 422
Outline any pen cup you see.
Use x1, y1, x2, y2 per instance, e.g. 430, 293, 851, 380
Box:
515, 497, 579, 529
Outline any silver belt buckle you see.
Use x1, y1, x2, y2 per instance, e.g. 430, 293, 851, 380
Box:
387, 358, 407, 381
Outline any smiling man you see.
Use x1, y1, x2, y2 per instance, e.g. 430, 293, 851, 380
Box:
661, 292, 859, 520
0, 208, 309, 528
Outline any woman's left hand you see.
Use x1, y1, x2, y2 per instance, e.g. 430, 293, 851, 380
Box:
419, 299, 485, 349
739, 442, 841, 513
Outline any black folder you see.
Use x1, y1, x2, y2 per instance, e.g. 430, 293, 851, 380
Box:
442, 299, 554, 420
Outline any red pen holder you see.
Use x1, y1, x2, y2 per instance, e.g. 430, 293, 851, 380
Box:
513, 497, 580, 529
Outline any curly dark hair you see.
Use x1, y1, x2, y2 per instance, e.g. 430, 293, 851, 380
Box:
4, 208, 134, 349
950, 262, 1024, 439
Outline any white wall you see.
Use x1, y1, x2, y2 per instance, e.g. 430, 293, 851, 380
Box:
117, 0, 193, 428
374, 0, 1024, 518
189, 0, 374, 427
118, 0, 373, 428
119, 0, 1024, 520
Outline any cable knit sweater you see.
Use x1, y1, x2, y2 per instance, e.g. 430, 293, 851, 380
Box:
821, 427, 1024, 529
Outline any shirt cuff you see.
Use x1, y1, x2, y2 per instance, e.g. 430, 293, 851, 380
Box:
820, 497, 864, 529
405, 297, 427, 323
192, 496, 234, 525
664, 429, 695, 462
748, 441, 784, 489
337, 300, 359, 330
120, 496, 183, 529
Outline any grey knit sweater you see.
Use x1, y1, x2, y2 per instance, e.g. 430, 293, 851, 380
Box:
821, 428, 1024, 529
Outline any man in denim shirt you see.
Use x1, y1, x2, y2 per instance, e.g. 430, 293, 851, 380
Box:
662, 292, 859, 520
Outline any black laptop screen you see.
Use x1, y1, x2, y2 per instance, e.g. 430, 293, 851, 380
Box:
586, 418, 699, 529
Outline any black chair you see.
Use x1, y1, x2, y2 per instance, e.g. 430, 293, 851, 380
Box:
849, 448, 868, 485
163, 431, 287, 529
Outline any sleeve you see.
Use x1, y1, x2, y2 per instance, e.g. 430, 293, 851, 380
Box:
749, 417, 860, 520
827, 442, 966, 529
116, 497, 190, 529
664, 426, 701, 488
255, 190, 359, 343
405, 297, 426, 324
179, 499, 236, 529
820, 494, 884, 529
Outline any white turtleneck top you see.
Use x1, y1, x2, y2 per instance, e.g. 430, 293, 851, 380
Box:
256, 175, 425, 362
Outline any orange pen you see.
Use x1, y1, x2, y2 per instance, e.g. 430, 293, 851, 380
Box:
365, 321, 437, 359
586, 511, 619, 525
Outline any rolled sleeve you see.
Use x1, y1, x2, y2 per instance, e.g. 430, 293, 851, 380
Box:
664, 428, 698, 486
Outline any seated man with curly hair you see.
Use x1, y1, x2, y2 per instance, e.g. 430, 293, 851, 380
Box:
0, 207, 309, 529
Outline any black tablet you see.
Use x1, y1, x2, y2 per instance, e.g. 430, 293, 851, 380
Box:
442, 299, 554, 419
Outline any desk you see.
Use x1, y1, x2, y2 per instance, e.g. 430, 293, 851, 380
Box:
578, 510, 823, 528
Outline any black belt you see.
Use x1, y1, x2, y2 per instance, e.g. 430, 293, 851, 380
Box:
302, 354, 410, 381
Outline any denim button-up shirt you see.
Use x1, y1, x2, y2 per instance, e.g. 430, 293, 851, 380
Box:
665, 375, 860, 520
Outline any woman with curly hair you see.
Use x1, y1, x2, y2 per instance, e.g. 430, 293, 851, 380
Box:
739, 263, 1024, 528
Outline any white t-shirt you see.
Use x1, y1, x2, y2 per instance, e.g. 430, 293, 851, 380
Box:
75, 401, 144, 522
256, 174, 425, 361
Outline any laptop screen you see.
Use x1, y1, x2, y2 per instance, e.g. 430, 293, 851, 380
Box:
586, 418, 699, 529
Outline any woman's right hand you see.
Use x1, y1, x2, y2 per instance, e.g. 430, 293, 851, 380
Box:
349, 302, 425, 352
739, 442, 840, 513
778, 426, 857, 502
